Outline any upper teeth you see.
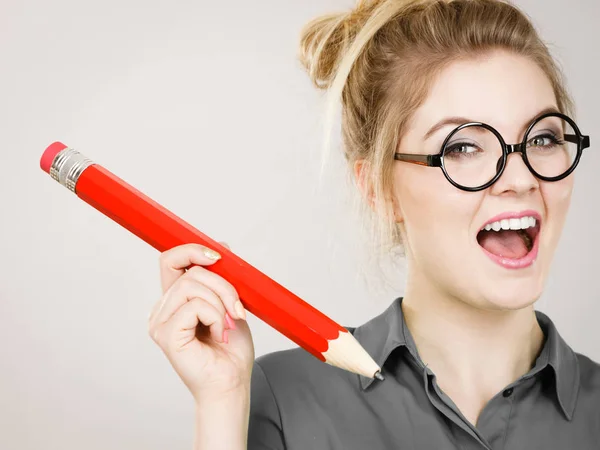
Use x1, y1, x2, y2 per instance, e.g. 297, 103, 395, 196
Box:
482, 216, 537, 231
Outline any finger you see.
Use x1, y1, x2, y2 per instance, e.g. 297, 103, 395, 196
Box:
153, 276, 226, 326
158, 243, 222, 293
148, 291, 231, 330
162, 297, 226, 346
182, 265, 246, 321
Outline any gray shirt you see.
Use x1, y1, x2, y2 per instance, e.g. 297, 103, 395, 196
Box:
248, 297, 600, 449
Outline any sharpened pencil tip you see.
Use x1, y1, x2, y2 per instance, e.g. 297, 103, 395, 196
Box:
374, 370, 385, 381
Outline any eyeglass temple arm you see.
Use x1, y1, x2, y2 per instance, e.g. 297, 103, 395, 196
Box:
565, 133, 590, 149
394, 153, 441, 166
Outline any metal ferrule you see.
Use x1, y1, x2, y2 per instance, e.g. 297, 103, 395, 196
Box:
49, 147, 94, 193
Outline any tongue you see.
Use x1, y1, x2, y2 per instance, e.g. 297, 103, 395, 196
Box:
478, 229, 528, 259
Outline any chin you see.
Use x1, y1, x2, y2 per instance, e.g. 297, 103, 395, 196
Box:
477, 276, 545, 311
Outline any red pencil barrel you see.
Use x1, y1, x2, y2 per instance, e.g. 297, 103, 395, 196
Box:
57, 154, 345, 360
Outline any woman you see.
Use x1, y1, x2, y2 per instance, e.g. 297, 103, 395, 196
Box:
147, 0, 600, 448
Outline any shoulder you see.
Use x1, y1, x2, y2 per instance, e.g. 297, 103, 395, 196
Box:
248, 329, 371, 447
575, 351, 600, 390
252, 327, 362, 405
254, 340, 359, 394
252, 346, 318, 399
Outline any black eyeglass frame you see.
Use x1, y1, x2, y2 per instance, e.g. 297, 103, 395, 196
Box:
393, 111, 591, 192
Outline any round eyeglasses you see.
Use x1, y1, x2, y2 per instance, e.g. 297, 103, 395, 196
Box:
394, 112, 591, 192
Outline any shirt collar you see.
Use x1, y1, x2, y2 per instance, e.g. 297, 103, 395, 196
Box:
353, 297, 409, 391
352, 297, 580, 420
534, 309, 580, 420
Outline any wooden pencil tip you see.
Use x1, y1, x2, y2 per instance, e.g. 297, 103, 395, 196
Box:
374, 370, 385, 381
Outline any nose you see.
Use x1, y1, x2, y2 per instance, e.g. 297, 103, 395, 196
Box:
491, 150, 539, 196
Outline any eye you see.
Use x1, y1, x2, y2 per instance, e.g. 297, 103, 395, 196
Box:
527, 133, 564, 148
444, 142, 482, 158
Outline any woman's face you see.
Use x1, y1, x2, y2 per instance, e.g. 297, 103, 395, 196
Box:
393, 50, 574, 310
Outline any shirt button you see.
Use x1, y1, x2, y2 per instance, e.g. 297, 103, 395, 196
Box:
503, 388, 514, 397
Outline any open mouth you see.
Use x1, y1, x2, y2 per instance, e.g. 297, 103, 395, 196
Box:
476, 214, 541, 264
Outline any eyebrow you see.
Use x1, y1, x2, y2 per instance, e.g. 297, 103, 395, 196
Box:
423, 106, 562, 141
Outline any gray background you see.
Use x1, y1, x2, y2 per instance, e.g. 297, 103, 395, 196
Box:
1, 0, 598, 448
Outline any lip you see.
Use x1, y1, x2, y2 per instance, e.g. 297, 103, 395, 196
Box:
477, 209, 542, 270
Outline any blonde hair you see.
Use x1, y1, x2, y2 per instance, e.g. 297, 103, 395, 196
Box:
298, 0, 574, 291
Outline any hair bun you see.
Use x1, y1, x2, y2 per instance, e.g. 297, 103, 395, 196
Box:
299, 1, 383, 89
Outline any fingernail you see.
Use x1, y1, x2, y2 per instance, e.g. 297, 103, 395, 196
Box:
222, 330, 229, 344
202, 247, 221, 261
234, 301, 246, 320
225, 312, 237, 330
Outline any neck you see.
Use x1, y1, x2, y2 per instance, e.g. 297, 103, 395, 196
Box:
402, 271, 545, 398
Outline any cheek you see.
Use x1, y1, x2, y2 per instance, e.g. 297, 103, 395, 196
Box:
539, 178, 573, 250
541, 178, 573, 221
394, 167, 481, 251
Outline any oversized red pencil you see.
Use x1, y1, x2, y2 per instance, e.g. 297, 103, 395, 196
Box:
40, 142, 383, 380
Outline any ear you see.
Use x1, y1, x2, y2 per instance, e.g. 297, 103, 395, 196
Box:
354, 159, 404, 224
353, 159, 375, 208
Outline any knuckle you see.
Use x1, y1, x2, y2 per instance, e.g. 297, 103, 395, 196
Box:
150, 327, 160, 343
182, 267, 237, 304
158, 256, 172, 274
188, 297, 205, 309
209, 298, 227, 315
222, 283, 239, 302
158, 249, 171, 265
177, 277, 197, 292
194, 299, 220, 322
185, 265, 205, 278
206, 272, 236, 298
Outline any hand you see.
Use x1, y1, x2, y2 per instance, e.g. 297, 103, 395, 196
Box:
148, 243, 255, 402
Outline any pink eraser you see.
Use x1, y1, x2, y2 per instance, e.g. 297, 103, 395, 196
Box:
40, 141, 68, 173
